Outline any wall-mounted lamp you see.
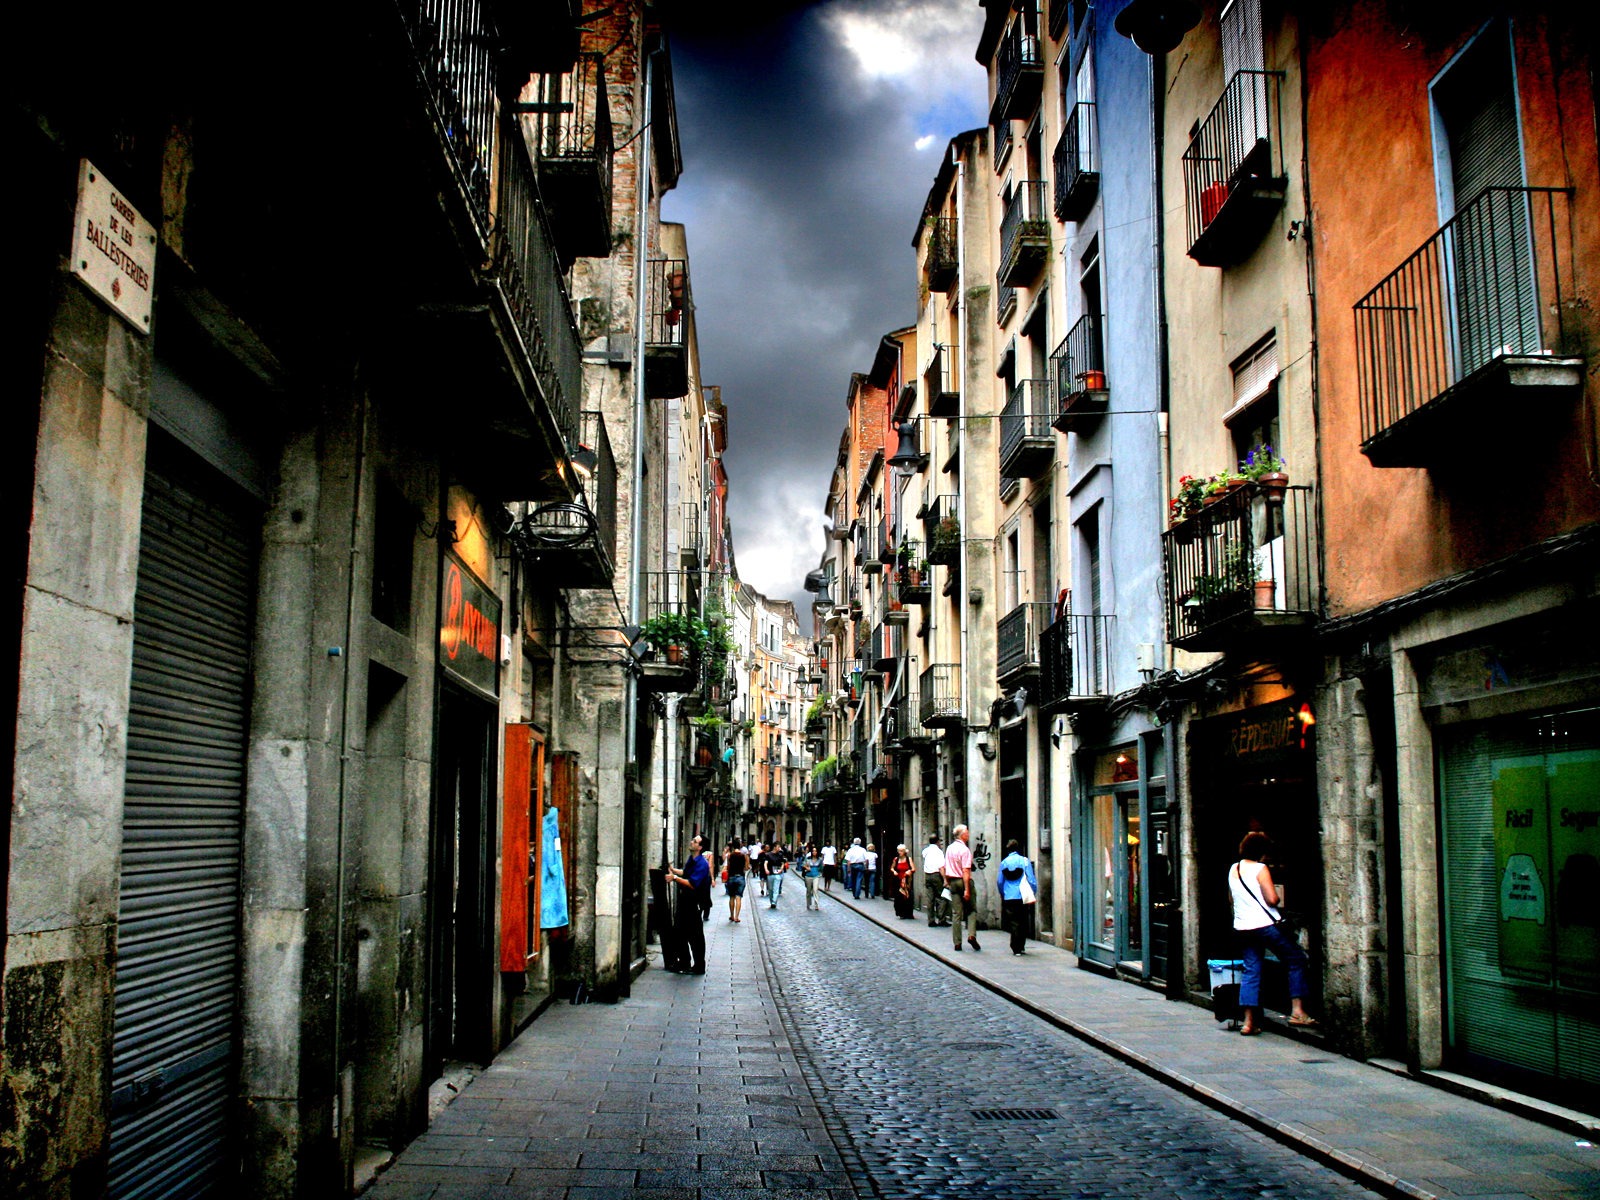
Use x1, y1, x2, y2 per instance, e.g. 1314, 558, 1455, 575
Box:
570, 442, 599, 480
887, 420, 926, 476
1113, 0, 1200, 55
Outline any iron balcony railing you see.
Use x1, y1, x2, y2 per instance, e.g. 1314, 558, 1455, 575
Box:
925, 217, 959, 292
922, 495, 961, 566
1181, 70, 1287, 265
855, 516, 883, 569
1051, 312, 1107, 431
641, 569, 697, 621
997, 602, 1052, 680
528, 51, 614, 260
1162, 484, 1318, 651
1039, 612, 1113, 707
401, 0, 497, 232
644, 259, 690, 398
999, 379, 1053, 478
919, 663, 963, 728
1053, 101, 1099, 223
579, 409, 616, 566
999, 180, 1050, 286
870, 622, 898, 672
679, 501, 701, 566
925, 343, 960, 414
992, 19, 1044, 125
1353, 186, 1578, 459
997, 280, 1018, 324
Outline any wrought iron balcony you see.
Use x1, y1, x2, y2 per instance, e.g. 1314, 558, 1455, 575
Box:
528, 52, 613, 263
997, 602, 1052, 684
922, 495, 961, 566
1053, 102, 1099, 223
870, 622, 899, 673
999, 180, 1050, 286
925, 217, 959, 293
1162, 484, 1319, 652
644, 258, 690, 398
1039, 612, 1113, 711
991, 22, 1044, 126
634, 569, 701, 693
679, 500, 701, 567
562, 409, 616, 587
919, 663, 964, 729
1353, 186, 1583, 468
925, 343, 960, 417
895, 540, 932, 606
1052, 313, 1108, 433
855, 517, 884, 572
999, 379, 1054, 479
1182, 70, 1287, 267
997, 280, 1018, 325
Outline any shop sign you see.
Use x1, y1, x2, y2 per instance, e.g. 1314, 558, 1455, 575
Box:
70, 160, 157, 334
439, 552, 501, 696
1222, 699, 1310, 765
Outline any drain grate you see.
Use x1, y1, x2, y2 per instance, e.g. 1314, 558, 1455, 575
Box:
1298, 1058, 1334, 1064
833, 957, 869, 962
965, 1042, 1008, 1051
971, 1107, 1060, 1122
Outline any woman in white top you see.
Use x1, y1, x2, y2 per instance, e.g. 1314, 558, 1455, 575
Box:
1229, 830, 1316, 1035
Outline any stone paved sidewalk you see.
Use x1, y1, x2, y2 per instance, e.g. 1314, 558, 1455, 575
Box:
825, 888, 1600, 1200
361, 908, 857, 1200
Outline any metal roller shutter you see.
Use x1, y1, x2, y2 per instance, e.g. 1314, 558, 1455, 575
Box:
109, 436, 259, 1198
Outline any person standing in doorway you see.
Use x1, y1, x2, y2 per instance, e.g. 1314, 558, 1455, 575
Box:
943, 824, 978, 951
1230, 831, 1316, 1035
996, 840, 1038, 955
820, 841, 838, 892
667, 835, 710, 974
922, 835, 948, 926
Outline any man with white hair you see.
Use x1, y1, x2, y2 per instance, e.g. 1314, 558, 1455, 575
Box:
844, 837, 868, 898
922, 834, 949, 926
942, 824, 979, 951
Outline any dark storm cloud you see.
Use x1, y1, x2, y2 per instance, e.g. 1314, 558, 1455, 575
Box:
660, 1, 986, 610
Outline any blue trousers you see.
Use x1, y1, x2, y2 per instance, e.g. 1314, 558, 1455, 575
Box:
768, 873, 783, 905
845, 864, 861, 896
1239, 922, 1308, 1008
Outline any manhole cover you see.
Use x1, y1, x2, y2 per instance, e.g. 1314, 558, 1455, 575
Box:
966, 1042, 1008, 1051
1298, 1058, 1334, 1064
971, 1107, 1059, 1122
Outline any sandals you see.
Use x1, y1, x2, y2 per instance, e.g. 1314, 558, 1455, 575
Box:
1239, 1027, 1261, 1036
1287, 1015, 1319, 1027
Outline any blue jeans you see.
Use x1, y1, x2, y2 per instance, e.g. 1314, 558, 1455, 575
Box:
768, 873, 783, 905
864, 869, 877, 898
845, 864, 861, 896
1239, 922, 1308, 1008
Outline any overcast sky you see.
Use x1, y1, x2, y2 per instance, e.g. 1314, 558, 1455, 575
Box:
659, 1, 987, 612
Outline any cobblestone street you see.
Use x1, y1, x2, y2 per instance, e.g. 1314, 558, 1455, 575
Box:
365, 895, 1391, 1199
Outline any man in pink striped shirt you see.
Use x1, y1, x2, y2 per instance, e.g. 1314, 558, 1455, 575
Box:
942, 824, 979, 951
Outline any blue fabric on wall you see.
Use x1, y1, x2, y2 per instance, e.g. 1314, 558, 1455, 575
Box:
540, 806, 569, 929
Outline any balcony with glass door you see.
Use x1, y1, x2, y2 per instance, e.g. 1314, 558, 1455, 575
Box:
1353, 186, 1582, 467
990, 18, 1043, 126
1053, 101, 1099, 223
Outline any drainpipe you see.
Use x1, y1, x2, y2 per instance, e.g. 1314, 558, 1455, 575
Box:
954, 146, 972, 846
1151, 51, 1173, 677
626, 42, 654, 811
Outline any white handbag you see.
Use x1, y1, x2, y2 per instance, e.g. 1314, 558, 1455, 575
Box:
1018, 875, 1037, 905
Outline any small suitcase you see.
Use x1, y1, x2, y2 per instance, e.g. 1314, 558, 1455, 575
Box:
1212, 982, 1241, 1030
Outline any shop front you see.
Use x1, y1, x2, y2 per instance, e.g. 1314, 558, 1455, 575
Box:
1074, 730, 1174, 983
1412, 614, 1600, 1110
1188, 698, 1320, 1013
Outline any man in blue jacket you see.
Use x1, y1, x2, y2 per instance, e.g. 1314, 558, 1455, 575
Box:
996, 840, 1039, 956
668, 835, 711, 974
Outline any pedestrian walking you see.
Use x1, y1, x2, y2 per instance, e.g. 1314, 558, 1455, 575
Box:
798, 842, 823, 909
922, 835, 949, 926
666, 835, 710, 974
753, 840, 768, 897
844, 837, 867, 897
996, 839, 1038, 955
820, 841, 838, 891
724, 841, 748, 924
890, 844, 916, 919
1230, 831, 1317, 1035
763, 842, 789, 908
863, 843, 879, 899
943, 824, 979, 951
700, 840, 716, 922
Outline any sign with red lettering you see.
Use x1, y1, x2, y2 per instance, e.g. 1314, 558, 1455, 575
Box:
70, 160, 156, 335
439, 552, 502, 696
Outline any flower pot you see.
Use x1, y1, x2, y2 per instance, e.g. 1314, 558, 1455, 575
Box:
1256, 471, 1289, 505
1077, 368, 1107, 392
665, 643, 687, 664
1254, 579, 1277, 610
1201, 181, 1229, 226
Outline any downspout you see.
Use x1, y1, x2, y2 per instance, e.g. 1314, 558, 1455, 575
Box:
627, 41, 654, 820
1152, 51, 1173, 675
954, 146, 972, 844
1298, 30, 1327, 625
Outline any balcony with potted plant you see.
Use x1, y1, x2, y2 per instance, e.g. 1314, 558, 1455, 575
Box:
924, 216, 959, 293
1181, 70, 1287, 268
1162, 470, 1319, 652
1052, 313, 1109, 433
895, 539, 932, 606
644, 258, 690, 397
1353, 186, 1582, 468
